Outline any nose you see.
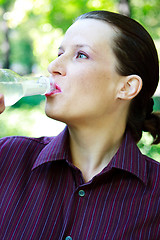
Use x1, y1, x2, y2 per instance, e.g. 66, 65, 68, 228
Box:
48, 57, 66, 76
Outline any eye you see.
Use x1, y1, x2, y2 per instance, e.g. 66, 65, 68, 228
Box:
57, 49, 64, 57
58, 52, 63, 57
76, 52, 88, 59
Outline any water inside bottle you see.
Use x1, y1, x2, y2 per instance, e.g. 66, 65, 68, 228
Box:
23, 78, 50, 96
0, 82, 23, 106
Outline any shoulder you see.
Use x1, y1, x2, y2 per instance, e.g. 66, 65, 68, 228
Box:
143, 154, 160, 188
0, 135, 54, 147
0, 135, 56, 167
144, 153, 160, 169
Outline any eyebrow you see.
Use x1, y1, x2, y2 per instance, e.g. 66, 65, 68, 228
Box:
58, 44, 95, 52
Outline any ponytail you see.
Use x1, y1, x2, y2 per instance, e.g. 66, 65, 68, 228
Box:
127, 98, 160, 144
142, 112, 160, 144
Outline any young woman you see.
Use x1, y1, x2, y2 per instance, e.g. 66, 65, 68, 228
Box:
1, 11, 160, 240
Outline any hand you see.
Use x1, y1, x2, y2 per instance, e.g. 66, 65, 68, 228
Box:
0, 94, 5, 114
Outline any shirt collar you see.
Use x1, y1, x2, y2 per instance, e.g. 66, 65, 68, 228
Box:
108, 131, 147, 185
32, 126, 70, 170
32, 127, 147, 185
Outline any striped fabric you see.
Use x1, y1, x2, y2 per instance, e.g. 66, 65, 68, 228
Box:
0, 127, 160, 240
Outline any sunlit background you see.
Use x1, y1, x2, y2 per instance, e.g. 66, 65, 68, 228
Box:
0, 0, 160, 161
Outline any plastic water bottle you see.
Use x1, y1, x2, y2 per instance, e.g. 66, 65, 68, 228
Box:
0, 69, 51, 106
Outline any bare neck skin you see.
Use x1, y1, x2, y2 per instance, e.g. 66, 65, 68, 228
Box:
68, 108, 128, 182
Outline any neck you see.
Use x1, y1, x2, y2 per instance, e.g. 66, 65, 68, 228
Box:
68, 113, 127, 182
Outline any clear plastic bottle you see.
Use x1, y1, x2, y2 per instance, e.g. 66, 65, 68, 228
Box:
0, 69, 51, 106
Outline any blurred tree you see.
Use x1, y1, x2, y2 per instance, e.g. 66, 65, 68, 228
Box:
131, 0, 160, 39
0, 0, 15, 68
0, 0, 35, 73
47, 0, 117, 32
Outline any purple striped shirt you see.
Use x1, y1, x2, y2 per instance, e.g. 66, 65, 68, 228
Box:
0, 127, 160, 240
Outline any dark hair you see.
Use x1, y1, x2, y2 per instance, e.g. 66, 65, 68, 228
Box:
76, 11, 160, 144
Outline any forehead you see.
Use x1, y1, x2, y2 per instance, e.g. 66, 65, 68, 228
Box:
62, 19, 116, 49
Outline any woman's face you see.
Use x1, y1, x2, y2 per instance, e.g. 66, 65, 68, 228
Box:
46, 19, 124, 125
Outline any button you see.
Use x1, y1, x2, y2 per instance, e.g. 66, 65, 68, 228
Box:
78, 189, 85, 197
65, 236, 72, 240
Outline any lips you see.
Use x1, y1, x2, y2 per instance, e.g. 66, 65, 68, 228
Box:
45, 83, 62, 97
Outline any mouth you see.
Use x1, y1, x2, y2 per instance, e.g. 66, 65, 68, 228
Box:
45, 83, 62, 97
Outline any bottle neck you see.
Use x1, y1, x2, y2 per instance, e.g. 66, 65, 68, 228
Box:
22, 76, 50, 96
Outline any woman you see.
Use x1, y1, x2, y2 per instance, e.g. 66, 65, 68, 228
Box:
0, 11, 160, 240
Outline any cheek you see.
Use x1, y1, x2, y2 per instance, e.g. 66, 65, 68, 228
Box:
68, 63, 115, 96
74, 67, 102, 92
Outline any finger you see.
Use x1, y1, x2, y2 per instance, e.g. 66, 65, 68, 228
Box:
0, 94, 5, 113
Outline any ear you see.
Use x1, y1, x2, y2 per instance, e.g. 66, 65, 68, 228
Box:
117, 75, 142, 100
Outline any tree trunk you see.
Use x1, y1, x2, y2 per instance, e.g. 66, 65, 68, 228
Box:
118, 0, 131, 17
3, 20, 10, 69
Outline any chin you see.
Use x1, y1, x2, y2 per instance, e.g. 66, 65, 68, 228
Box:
45, 106, 58, 120
45, 105, 66, 123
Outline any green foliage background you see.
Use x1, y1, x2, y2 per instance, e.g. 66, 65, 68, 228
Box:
0, 0, 160, 161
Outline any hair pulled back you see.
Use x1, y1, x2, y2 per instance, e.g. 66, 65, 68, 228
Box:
77, 11, 160, 144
